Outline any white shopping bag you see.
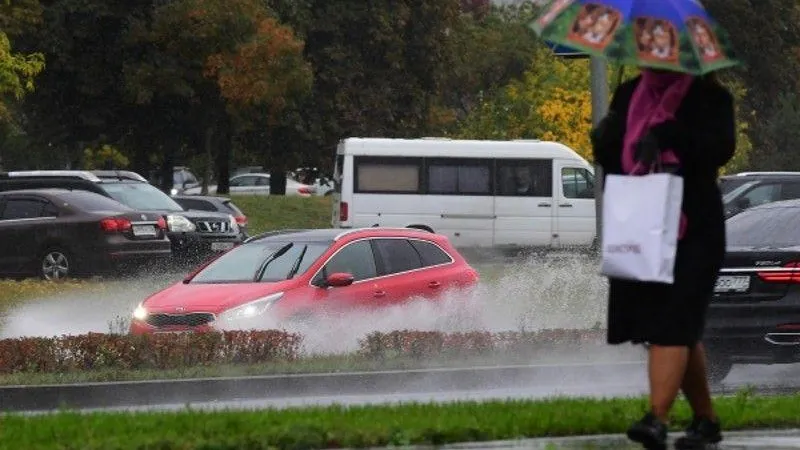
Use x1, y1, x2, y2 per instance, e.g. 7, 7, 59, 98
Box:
599, 173, 684, 284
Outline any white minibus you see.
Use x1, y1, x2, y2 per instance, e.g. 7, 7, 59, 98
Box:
331, 137, 596, 249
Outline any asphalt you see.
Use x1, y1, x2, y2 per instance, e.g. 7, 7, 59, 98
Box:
7, 360, 800, 414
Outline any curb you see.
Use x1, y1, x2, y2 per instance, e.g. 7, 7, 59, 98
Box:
0, 362, 794, 413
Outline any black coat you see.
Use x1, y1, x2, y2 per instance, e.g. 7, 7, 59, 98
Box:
592, 75, 736, 347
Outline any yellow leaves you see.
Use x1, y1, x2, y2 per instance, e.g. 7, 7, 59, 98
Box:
0, 31, 45, 123
204, 16, 312, 118
82, 144, 130, 170
455, 43, 593, 159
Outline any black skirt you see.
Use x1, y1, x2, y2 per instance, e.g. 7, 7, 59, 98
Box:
606, 237, 724, 347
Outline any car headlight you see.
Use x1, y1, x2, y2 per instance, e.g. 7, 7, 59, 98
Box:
133, 303, 148, 321
170, 188, 179, 196
218, 292, 283, 322
228, 214, 240, 234
166, 214, 196, 232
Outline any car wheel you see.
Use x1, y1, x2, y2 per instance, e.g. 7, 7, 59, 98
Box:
706, 351, 733, 384
40, 248, 72, 281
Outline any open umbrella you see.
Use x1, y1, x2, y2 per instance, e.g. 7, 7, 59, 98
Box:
530, 0, 739, 75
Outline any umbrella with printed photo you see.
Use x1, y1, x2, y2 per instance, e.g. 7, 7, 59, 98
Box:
530, 0, 740, 75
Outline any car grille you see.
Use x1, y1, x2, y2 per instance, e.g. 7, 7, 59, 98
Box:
146, 313, 215, 327
194, 220, 232, 233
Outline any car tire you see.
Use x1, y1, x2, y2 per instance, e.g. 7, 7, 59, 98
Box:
39, 247, 72, 281
706, 351, 733, 385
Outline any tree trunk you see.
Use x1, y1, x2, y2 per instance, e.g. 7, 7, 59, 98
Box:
160, 143, 174, 194
202, 126, 214, 195
215, 126, 231, 195
269, 163, 287, 195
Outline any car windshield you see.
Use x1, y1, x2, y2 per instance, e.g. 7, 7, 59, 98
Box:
190, 240, 330, 283
726, 205, 800, 248
722, 181, 757, 204
102, 182, 184, 212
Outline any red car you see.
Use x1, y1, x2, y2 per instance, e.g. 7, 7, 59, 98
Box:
129, 227, 479, 334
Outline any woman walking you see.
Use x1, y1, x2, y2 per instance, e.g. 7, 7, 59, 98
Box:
590, 68, 736, 450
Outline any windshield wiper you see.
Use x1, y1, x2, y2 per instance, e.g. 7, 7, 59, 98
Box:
253, 243, 293, 282
286, 245, 308, 280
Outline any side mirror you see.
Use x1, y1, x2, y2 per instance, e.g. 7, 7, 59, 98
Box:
326, 272, 354, 288
735, 197, 751, 210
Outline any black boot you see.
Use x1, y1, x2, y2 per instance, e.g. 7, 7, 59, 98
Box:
627, 412, 668, 450
674, 416, 722, 449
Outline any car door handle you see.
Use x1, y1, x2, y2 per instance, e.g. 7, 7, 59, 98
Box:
538, 202, 551, 207
373, 290, 386, 298
428, 281, 441, 289
559, 203, 573, 207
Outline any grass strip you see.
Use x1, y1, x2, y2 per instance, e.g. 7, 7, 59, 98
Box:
229, 195, 332, 235
0, 391, 796, 450
0, 280, 101, 312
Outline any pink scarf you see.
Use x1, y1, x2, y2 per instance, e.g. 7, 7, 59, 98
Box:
622, 69, 694, 240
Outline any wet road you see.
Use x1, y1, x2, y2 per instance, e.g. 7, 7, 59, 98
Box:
22, 359, 799, 414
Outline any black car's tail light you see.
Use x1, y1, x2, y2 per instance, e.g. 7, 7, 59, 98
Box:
100, 217, 132, 232
758, 261, 800, 283
157, 216, 167, 230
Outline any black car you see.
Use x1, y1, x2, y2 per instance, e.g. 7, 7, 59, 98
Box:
172, 195, 249, 239
721, 173, 800, 219
705, 198, 800, 383
0, 189, 172, 280
0, 170, 243, 263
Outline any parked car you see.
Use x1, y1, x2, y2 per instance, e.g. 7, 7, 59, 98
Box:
705, 198, 800, 383
720, 172, 800, 196
722, 173, 800, 219
129, 227, 480, 334
0, 170, 243, 263
172, 195, 249, 239
0, 189, 172, 280
184, 173, 316, 196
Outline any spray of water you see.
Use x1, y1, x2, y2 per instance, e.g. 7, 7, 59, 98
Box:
0, 255, 612, 354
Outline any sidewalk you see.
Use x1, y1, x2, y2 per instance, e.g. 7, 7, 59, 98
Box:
432, 429, 800, 449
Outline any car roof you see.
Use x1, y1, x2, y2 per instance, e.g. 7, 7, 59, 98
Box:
244, 227, 442, 244
0, 187, 76, 197
721, 173, 800, 182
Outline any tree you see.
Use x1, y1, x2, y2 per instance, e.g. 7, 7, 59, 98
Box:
703, 0, 800, 169
123, 0, 311, 194
0, 32, 44, 123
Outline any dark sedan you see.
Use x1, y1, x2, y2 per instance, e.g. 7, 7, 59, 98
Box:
172, 195, 249, 239
0, 189, 172, 280
704, 198, 800, 382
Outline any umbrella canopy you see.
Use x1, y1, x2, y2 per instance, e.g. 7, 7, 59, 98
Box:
530, 0, 739, 75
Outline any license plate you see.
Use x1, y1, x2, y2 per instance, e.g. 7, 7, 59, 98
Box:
211, 242, 235, 252
714, 275, 750, 293
153, 330, 193, 335
132, 225, 157, 237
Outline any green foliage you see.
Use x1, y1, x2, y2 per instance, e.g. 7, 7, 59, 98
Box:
0, 31, 44, 122
2, 393, 800, 449
754, 93, 800, 171
82, 144, 129, 170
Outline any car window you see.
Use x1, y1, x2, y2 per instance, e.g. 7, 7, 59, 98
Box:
780, 183, 800, 200
222, 200, 244, 216
740, 183, 781, 208
191, 241, 329, 283
314, 240, 377, 284
177, 198, 217, 212
231, 176, 257, 187
1, 198, 47, 220
496, 159, 552, 197
60, 191, 132, 212
255, 176, 270, 186
409, 240, 452, 267
561, 167, 594, 199
373, 238, 423, 275
101, 182, 184, 212
727, 206, 800, 248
